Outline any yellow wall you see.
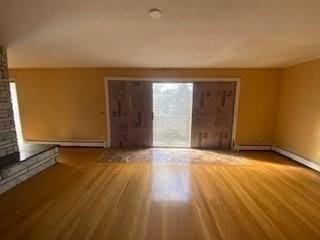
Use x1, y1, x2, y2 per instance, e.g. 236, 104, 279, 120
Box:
9, 68, 281, 145
10, 69, 107, 142
276, 59, 320, 163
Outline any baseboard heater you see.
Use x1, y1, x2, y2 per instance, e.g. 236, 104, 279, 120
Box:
272, 146, 320, 172
24, 140, 106, 147
25, 141, 320, 172
235, 145, 272, 151
236, 144, 320, 172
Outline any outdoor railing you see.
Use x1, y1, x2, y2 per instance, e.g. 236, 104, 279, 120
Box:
153, 115, 191, 147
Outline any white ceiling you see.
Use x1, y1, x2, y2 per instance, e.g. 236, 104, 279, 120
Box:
1, 0, 320, 68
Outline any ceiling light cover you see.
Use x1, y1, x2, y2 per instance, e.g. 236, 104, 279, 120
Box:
149, 9, 162, 19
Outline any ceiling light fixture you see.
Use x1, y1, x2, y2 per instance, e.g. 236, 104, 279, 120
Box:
149, 9, 162, 19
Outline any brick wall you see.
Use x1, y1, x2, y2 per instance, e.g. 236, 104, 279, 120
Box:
0, 47, 19, 157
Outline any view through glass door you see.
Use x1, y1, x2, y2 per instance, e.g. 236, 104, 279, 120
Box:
153, 83, 193, 147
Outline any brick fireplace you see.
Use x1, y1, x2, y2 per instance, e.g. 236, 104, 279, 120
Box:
0, 47, 58, 194
0, 47, 19, 157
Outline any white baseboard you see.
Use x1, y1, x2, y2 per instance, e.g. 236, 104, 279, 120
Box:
24, 140, 106, 148
236, 145, 273, 151
272, 146, 320, 172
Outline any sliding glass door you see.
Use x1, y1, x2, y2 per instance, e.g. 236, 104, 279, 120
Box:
152, 83, 193, 147
108, 80, 236, 149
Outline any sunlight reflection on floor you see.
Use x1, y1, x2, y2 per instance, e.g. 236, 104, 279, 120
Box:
151, 164, 190, 202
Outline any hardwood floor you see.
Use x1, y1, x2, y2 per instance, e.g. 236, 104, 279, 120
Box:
0, 147, 320, 240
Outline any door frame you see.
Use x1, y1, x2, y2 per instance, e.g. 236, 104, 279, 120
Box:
104, 77, 241, 150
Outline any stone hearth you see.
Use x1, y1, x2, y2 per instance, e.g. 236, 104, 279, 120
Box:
0, 144, 58, 194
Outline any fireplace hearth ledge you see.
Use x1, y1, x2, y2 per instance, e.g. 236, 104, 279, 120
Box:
0, 144, 58, 194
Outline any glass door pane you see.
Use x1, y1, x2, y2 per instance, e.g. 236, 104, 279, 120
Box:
153, 83, 193, 147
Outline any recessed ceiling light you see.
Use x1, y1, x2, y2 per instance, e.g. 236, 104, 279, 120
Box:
149, 9, 162, 19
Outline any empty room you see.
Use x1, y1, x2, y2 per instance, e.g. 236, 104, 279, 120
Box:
0, 1, 320, 239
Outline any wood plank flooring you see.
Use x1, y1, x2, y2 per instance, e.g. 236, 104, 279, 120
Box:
0, 147, 319, 240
